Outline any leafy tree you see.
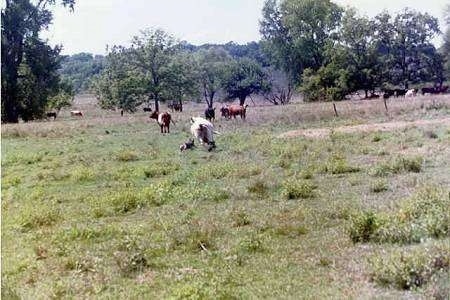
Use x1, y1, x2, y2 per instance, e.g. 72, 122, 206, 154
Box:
260, 0, 343, 83
196, 48, 231, 108
46, 79, 74, 112
222, 58, 270, 105
339, 9, 381, 97
374, 9, 442, 88
59, 53, 104, 93
443, 4, 450, 78
1, 0, 75, 123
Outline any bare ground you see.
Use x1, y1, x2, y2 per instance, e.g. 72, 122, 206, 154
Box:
278, 117, 450, 138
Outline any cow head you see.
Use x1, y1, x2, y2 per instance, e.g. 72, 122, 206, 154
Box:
149, 111, 159, 120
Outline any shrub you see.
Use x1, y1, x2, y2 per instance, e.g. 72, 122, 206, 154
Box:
322, 156, 360, 175
171, 220, 219, 252
71, 166, 95, 182
110, 190, 146, 214
371, 180, 389, 193
238, 233, 266, 253
232, 210, 251, 227
282, 179, 316, 199
247, 179, 269, 198
349, 211, 383, 243
18, 203, 60, 231
370, 244, 449, 290
116, 150, 138, 162
370, 156, 423, 176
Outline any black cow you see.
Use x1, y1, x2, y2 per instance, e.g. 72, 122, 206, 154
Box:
168, 101, 182, 112
383, 89, 395, 99
394, 89, 407, 97
143, 107, 152, 112
204, 107, 216, 121
46, 112, 57, 120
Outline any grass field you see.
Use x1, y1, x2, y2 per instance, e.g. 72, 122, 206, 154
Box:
2, 95, 450, 299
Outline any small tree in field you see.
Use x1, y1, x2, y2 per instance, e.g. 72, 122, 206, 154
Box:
222, 58, 270, 105
46, 79, 74, 113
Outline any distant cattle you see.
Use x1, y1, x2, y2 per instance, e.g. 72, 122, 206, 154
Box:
421, 86, 448, 95
405, 89, 418, 97
383, 89, 395, 99
227, 104, 249, 119
168, 101, 182, 112
150, 111, 173, 133
180, 138, 195, 152
220, 106, 230, 118
46, 112, 57, 120
367, 93, 380, 99
439, 85, 449, 93
394, 89, 407, 97
190, 117, 219, 151
70, 110, 83, 117
204, 107, 216, 121
143, 107, 152, 112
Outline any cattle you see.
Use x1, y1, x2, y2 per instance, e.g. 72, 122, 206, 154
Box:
190, 117, 219, 151
438, 85, 449, 93
227, 104, 249, 119
149, 111, 174, 133
168, 101, 182, 112
422, 87, 439, 95
220, 106, 230, 119
180, 138, 195, 152
405, 89, 418, 97
394, 89, 407, 97
367, 93, 380, 99
143, 107, 152, 112
46, 112, 57, 120
383, 89, 395, 99
204, 107, 216, 121
70, 110, 83, 117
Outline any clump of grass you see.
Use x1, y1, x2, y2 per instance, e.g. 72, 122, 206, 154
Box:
322, 155, 360, 175
232, 210, 251, 227
247, 179, 269, 198
18, 203, 60, 231
171, 220, 220, 252
2, 176, 21, 188
195, 163, 233, 180
110, 190, 146, 214
71, 166, 96, 182
350, 186, 449, 244
371, 180, 389, 193
370, 243, 449, 290
114, 235, 148, 277
371, 156, 423, 176
238, 233, 266, 253
274, 224, 308, 238
116, 150, 139, 162
372, 134, 382, 142
143, 162, 180, 178
282, 179, 317, 200
233, 165, 262, 178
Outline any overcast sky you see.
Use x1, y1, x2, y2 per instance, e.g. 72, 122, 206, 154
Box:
40, 0, 448, 55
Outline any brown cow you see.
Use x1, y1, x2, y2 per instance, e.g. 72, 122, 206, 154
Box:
227, 104, 249, 119
150, 111, 174, 133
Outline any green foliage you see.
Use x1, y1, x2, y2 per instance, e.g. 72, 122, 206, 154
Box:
371, 156, 423, 176
370, 180, 389, 193
322, 156, 360, 174
222, 58, 270, 105
350, 187, 450, 244
116, 150, 139, 162
282, 178, 316, 199
1, 0, 75, 123
370, 243, 449, 290
59, 53, 105, 92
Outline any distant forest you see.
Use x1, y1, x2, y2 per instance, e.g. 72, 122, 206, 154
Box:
59, 41, 269, 94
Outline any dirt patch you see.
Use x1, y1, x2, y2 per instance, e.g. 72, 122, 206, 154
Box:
279, 118, 450, 139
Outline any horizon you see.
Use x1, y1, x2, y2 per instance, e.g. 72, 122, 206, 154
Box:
37, 0, 448, 55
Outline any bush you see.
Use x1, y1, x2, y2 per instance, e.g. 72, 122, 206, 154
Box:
111, 190, 146, 214
350, 187, 449, 244
116, 150, 138, 162
18, 203, 60, 231
322, 156, 360, 175
370, 180, 389, 193
371, 156, 423, 177
370, 244, 449, 290
247, 179, 269, 198
282, 179, 317, 199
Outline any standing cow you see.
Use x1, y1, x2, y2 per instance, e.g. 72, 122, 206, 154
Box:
150, 111, 174, 133
204, 107, 216, 121
190, 117, 219, 151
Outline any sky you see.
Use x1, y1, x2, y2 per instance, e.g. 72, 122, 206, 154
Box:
40, 0, 449, 55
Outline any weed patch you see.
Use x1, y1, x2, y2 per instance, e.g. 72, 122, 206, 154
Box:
282, 179, 317, 199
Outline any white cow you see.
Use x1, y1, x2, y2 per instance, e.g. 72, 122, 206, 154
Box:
190, 117, 219, 151
405, 89, 417, 97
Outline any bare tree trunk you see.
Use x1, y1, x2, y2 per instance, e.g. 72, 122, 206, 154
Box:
239, 96, 246, 106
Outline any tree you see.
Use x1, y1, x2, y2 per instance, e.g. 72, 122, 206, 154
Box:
93, 29, 198, 112
196, 48, 231, 108
59, 53, 104, 93
374, 9, 442, 88
443, 4, 450, 78
222, 58, 270, 105
46, 79, 74, 112
260, 0, 343, 84
1, 0, 75, 123
339, 9, 381, 97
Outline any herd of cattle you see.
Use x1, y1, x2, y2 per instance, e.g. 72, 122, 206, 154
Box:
361, 85, 449, 99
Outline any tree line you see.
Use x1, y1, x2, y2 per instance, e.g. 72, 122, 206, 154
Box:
2, 0, 450, 122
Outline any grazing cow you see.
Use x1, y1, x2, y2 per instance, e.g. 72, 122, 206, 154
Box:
180, 138, 195, 152
168, 101, 182, 112
227, 104, 249, 119
190, 117, 219, 151
438, 85, 449, 93
383, 89, 395, 99
421, 87, 438, 95
220, 106, 230, 119
70, 110, 83, 117
367, 93, 380, 99
394, 89, 407, 97
204, 107, 216, 121
46, 112, 57, 120
405, 89, 417, 97
143, 107, 152, 112
150, 111, 174, 133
